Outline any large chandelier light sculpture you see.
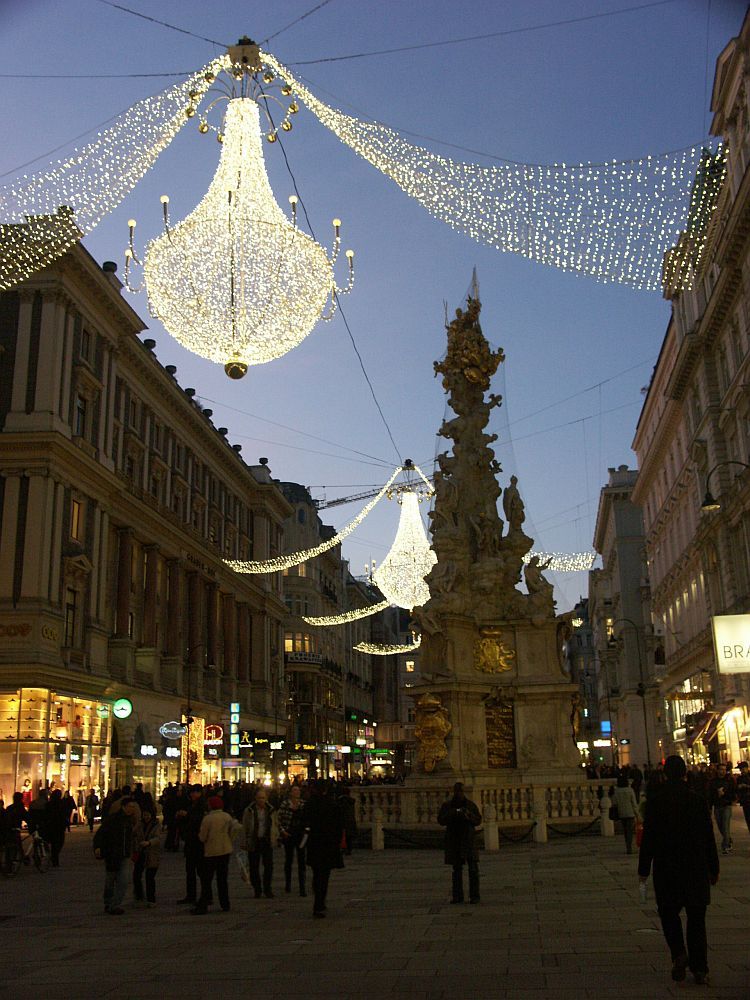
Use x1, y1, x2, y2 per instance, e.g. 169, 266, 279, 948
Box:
125, 43, 353, 378
0, 38, 725, 302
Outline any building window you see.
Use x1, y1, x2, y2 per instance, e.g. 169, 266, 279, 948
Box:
64, 589, 77, 646
74, 395, 87, 437
80, 328, 90, 361
405, 660, 415, 673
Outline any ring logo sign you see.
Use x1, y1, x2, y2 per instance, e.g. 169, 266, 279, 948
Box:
712, 615, 750, 674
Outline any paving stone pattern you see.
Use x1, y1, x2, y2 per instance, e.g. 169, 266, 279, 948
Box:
1, 807, 749, 999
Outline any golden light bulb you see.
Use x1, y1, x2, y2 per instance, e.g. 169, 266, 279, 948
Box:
281, 120, 292, 132
160, 195, 170, 204
128, 219, 136, 229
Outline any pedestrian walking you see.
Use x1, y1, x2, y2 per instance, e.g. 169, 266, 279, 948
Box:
305, 779, 344, 918
45, 788, 68, 867
176, 784, 205, 905
278, 785, 306, 896
242, 788, 279, 899
84, 788, 99, 832
133, 805, 161, 906
192, 796, 240, 915
737, 761, 750, 834
613, 775, 640, 854
93, 795, 139, 915
337, 785, 358, 855
438, 782, 481, 904
638, 754, 719, 986
709, 763, 737, 854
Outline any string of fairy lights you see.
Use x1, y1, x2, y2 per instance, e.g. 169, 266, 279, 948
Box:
0, 58, 225, 291
0, 44, 727, 298
262, 51, 726, 292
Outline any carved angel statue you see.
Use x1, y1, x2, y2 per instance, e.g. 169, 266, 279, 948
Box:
524, 554, 553, 596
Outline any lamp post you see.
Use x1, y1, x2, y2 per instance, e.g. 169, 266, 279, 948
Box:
183, 642, 208, 785
597, 651, 619, 767
608, 618, 652, 769
700, 460, 750, 512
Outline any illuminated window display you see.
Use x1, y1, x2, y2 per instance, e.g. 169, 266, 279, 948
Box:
0, 688, 111, 796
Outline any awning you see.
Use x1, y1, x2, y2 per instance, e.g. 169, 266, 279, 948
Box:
685, 710, 714, 748
701, 713, 723, 747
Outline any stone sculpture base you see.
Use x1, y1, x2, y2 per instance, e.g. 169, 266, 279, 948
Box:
409, 615, 581, 787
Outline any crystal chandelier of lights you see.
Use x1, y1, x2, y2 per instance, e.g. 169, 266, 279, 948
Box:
124, 43, 353, 378
372, 489, 436, 609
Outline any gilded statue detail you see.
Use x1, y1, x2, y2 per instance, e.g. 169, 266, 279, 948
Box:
474, 631, 516, 674
414, 692, 452, 772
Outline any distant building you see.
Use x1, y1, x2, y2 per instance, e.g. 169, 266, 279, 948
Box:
561, 598, 600, 760
632, 11, 750, 764
0, 244, 290, 796
589, 466, 662, 768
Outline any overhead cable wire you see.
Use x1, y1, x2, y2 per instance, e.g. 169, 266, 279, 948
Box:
260, 88, 403, 465
93, 0, 228, 46
261, 0, 336, 45
286, 0, 681, 65
199, 397, 393, 466
0, 71, 191, 79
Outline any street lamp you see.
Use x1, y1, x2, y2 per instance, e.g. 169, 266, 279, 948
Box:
608, 617, 652, 768
700, 460, 750, 512
596, 650, 619, 767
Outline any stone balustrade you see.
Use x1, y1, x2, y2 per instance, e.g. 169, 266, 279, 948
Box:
353, 780, 607, 849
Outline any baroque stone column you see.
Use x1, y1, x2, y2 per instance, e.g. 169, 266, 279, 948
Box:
142, 545, 159, 647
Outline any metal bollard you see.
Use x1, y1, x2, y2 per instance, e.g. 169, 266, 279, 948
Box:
372, 806, 384, 851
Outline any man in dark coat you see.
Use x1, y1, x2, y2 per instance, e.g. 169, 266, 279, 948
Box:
638, 754, 719, 986
176, 785, 206, 905
437, 782, 481, 904
93, 795, 137, 914
304, 780, 343, 918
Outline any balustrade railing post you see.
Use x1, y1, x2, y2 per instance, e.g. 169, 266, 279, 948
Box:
372, 806, 384, 851
532, 785, 548, 843
482, 802, 499, 852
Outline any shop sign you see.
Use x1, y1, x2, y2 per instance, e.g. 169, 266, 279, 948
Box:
96, 705, 110, 718
293, 743, 317, 752
140, 744, 158, 757
163, 746, 181, 759
54, 745, 67, 761
229, 702, 241, 757
205, 746, 221, 758
204, 724, 224, 746
593, 739, 611, 748
355, 738, 367, 746
69, 745, 84, 763
159, 721, 188, 739
340, 745, 351, 753
712, 614, 750, 674
239, 729, 254, 748
269, 740, 285, 751
113, 697, 133, 720
619, 739, 631, 746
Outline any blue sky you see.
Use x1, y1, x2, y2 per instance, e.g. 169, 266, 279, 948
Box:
1, 0, 746, 610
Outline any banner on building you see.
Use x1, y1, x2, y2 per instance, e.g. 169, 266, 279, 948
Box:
712, 614, 750, 674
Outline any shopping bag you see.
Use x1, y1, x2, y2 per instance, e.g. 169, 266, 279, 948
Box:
235, 849, 250, 884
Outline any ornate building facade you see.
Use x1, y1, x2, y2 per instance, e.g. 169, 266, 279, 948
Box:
589, 467, 663, 769
631, 12, 750, 763
0, 242, 290, 796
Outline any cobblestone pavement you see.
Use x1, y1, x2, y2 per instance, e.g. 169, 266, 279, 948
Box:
1, 808, 749, 1000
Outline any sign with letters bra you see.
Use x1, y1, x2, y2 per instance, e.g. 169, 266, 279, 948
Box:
712, 614, 750, 674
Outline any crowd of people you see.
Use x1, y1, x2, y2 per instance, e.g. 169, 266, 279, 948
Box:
597, 759, 750, 857
88, 777, 358, 918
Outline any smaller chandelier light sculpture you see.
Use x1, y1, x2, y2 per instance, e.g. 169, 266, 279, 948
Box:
372, 490, 436, 609
126, 71, 354, 377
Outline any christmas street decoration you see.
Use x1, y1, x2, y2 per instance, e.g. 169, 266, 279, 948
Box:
1, 37, 726, 312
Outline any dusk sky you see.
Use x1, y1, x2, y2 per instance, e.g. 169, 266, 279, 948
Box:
1, 0, 746, 610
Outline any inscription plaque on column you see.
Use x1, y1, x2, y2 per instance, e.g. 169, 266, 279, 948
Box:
485, 699, 516, 768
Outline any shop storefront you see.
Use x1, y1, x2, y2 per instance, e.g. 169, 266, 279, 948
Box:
0, 687, 111, 797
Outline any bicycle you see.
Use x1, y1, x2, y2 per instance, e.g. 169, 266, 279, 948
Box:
24, 830, 51, 873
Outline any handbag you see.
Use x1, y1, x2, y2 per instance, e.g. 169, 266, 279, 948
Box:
635, 823, 644, 847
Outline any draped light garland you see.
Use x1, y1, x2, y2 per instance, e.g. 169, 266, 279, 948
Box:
1, 42, 725, 302
354, 635, 422, 655
262, 51, 725, 293
0, 59, 223, 291
226, 465, 402, 574
302, 599, 389, 626
523, 550, 596, 573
